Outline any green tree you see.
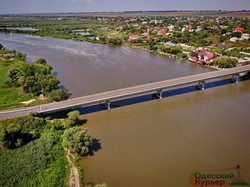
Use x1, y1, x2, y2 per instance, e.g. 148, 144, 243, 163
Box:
42, 75, 60, 93
210, 57, 237, 68
231, 32, 242, 38
52, 119, 65, 130
33, 63, 52, 75
35, 58, 47, 65
48, 88, 68, 102
7, 67, 21, 87
63, 127, 93, 156
23, 76, 41, 95
17, 52, 27, 60
0, 116, 46, 149
65, 110, 80, 128
108, 38, 122, 45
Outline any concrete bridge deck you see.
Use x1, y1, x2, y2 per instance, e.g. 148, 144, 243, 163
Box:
1, 64, 250, 119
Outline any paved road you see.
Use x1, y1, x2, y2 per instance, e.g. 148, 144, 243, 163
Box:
1, 64, 250, 119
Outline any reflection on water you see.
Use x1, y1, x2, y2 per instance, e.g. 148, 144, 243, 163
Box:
0, 33, 249, 187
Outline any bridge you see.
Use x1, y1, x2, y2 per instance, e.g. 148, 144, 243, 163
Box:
0, 64, 250, 119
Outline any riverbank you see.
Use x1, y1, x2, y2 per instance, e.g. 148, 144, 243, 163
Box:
0, 29, 237, 72
0, 110, 104, 187
126, 44, 223, 70
65, 148, 81, 187
0, 44, 68, 110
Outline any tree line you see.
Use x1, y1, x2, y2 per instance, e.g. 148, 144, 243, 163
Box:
2, 56, 68, 102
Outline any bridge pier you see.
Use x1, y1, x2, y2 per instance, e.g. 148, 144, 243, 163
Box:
231, 74, 240, 83
105, 100, 111, 110
197, 80, 205, 90
156, 89, 163, 99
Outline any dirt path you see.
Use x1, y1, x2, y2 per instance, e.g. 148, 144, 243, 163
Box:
65, 148, 81, 187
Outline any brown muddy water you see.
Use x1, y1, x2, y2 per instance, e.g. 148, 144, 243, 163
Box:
0, 33, 249, 187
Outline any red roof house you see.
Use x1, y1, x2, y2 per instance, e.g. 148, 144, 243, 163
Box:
198, 51, 214, 60
189, 56, 198, 62
129, 35, 140, 39
233, 27, 244, 33
158, 30, 167, 34
205, 52, 214, 59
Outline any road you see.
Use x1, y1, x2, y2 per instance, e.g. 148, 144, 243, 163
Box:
1, 64, 250, 119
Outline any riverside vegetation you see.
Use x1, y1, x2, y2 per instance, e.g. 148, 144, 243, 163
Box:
0, 111, 106, 187
0, 44, 106, 186
0, 44, 68, 110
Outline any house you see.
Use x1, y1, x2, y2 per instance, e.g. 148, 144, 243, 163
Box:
167, 25, 175, 31
198, 51, 215, 64
129, 35, 140, 40
116, 26, 123, 30
237, 58, 250, 66
186, 25, 193, 29
230, 37, 238, 42
158, 30, 167, 35
164, 42, 176, 47
195, 26, 202, 32
181, 27, 186, 32
240, 34, 249, 40
237, 61, 250, 66
204, 52, 214, 60
150, 20, 158, 24
189, 56, 198, 62
233, 27, 244, 33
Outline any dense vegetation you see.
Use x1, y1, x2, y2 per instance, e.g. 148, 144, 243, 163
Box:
0, 45, 68, 110
0, 116, 67, 186
210, 57, 238, 68
3, 57, 67, 99
0, 110, 95, 186
63, 126, 93, 156
0, 116, 46, 148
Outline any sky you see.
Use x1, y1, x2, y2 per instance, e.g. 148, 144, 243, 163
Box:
0, 0, 249, 14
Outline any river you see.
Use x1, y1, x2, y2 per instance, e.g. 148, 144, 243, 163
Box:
0, 33, 249, 186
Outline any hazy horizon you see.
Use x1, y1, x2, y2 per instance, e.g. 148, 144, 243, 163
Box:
0, 0, 249, 15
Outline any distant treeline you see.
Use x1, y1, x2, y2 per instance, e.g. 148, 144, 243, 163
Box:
1, 10, 250, 17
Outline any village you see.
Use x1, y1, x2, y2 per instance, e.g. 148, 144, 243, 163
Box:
80, 15, 250, 69
0, 14, 250, 69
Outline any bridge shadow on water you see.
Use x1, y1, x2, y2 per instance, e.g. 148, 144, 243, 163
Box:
73, 77, 245, 116
43, 77, 247, 119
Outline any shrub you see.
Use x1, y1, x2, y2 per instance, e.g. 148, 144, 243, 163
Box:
63, 127, 93, 156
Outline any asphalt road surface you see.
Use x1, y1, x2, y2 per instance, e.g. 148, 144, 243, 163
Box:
1, 64, 250, 119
